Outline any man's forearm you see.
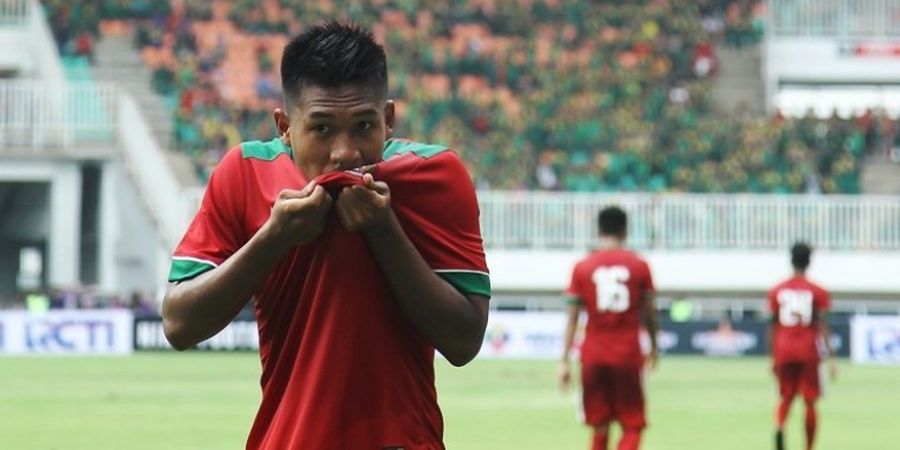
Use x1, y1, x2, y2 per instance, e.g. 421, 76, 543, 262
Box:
163, 224, 287, 350
643, 294, 659, 351
820, 323, 835, 357
364, 212, 488, 366
561, 305, 580, 362
644, 314, 659, 352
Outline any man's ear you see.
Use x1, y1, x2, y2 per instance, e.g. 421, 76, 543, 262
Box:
384, 100, 395, 139
273, 108, 291, 144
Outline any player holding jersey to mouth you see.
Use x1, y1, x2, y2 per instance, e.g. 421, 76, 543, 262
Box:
161, 21, 490, 450
769, 242, 836, 450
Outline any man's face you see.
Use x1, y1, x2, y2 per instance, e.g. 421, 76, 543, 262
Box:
274, 83, 394, 180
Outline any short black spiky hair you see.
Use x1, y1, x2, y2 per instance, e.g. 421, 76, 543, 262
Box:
280, 21, 387, 104
598, 206, 627, 237
791, 242, 812, 270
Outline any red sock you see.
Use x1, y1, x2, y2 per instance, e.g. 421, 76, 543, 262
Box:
805, 400, 817, 450
617, 428, 642, 450
776, 397, 792, 429
591, 428, 609, 450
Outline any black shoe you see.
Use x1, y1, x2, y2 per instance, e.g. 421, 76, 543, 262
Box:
775, 430, 785, 450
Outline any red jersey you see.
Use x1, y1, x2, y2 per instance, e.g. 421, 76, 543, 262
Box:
566, 249, 654, 367
168, 138, 490, 449
768, 276, 830, 365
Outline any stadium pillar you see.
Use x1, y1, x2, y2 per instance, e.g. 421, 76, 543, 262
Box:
97, 161, 119, 293
48, 162, 81, 287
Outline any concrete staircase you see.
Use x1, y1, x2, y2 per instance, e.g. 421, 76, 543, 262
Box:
861, 152, 900, 194
92, 34, 200, 188
711, 45, 766, 116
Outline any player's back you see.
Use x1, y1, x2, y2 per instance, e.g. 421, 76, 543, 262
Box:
768, 276, 830, 364
570, 249, 653, 367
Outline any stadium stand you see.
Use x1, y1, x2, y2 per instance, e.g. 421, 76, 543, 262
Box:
40, 0, 898, 193
1, 0, 897, 323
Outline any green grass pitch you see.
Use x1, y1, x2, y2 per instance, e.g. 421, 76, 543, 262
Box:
1, 354, 897, 449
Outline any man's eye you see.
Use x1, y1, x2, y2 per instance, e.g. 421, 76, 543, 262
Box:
357, 121, 372, 132
312, 124, 330, 134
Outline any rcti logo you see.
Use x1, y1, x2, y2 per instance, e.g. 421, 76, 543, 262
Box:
26, 320, 115, 351
485, 324, 510, 352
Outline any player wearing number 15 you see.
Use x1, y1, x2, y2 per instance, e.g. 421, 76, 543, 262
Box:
768, 242, 835, 450
559, 207, 658, 450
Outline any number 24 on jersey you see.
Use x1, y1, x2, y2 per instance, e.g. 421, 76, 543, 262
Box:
777, 289, 813, 326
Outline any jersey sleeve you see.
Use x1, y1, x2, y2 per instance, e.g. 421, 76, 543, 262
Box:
641, 260, 655, 295
816, 287, 831, 313
168, 147, 248, 282
767, 287, 778, 315
385, 151, 491, 298
565, 262, 586, 306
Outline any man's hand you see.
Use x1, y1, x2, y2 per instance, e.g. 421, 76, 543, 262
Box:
335, 173, 392, 233
645, 348, 659, 371
828, 357, 838, 382
558, 360, 572, 392
265, 181, 332, 247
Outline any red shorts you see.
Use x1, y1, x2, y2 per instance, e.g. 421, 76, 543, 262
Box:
581, 363, 646, 429
775, 362, 821, 401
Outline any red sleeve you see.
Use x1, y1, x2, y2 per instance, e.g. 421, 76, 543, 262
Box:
168, 147, 248, 282
565, 262, 586, 304
767, 287, 778, 315
642, 260, 655, 294
816, 287, 831, 313
383, 151, 490, 298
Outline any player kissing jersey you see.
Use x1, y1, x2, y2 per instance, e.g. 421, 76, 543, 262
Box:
768, 276, 830, 366
168, 138, 490, 450
566, 249, 654, 367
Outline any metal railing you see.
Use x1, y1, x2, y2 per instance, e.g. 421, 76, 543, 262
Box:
771, 0, 900, 38
0, 81, 117, 150
0, 80, 194, 250
118, 94, 195, 250
0, 0, 28, 25
478, 192, 900, 250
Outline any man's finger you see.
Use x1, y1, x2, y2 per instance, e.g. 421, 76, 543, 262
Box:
362, 173, 376, 189
299, 180, 318, 197
362, 173, 390, 195
301, 185, 329, 209
282, 186, 329, 213
337, 186, 359, 207
370, 181, 390, 196
316, 187, 333, 211
278, 188, 305, 200
350, 184, 379, 203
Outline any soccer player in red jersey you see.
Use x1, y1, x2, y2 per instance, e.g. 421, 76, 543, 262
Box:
769, 243, 836, 450
161, 22, 490, 449
559, 207, 659, 450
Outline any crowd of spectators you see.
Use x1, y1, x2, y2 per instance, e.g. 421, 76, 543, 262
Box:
0, 286, 159, 316
41, 0, 896, 193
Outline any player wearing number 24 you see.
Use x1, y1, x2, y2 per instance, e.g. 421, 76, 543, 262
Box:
769, 242, 835, 450
559, 206, 659, 450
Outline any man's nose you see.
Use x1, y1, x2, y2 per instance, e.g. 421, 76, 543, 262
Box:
330, 135, 363, 169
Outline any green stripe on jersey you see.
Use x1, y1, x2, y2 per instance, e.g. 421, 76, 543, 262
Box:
241, 138, 292, 161
437, 271, 491, 298
382, 139, 450, 159
169, 259, 216, 282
